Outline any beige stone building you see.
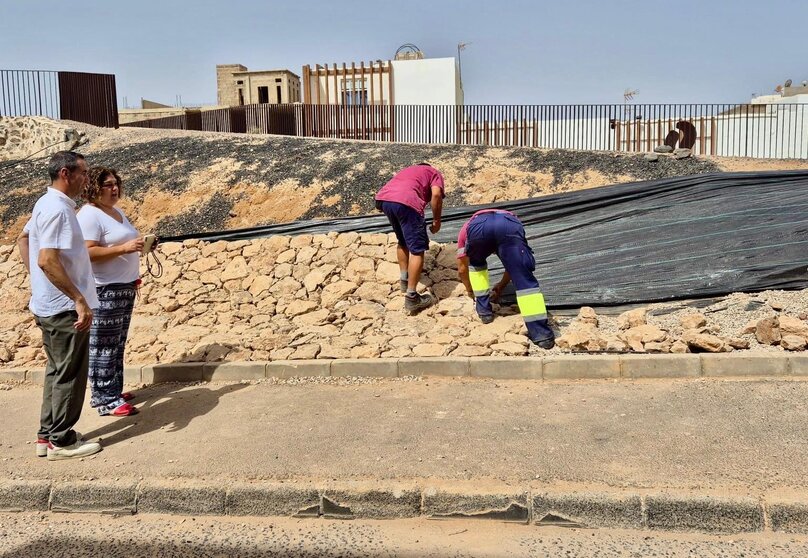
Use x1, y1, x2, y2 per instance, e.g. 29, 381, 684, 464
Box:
216, 64, 301, 106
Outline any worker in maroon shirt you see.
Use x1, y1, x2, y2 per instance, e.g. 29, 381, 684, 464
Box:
456, 209, 555, 349
375, 163, 445, 314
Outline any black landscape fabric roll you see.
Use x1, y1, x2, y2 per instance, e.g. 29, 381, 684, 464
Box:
164, 170, 808, 308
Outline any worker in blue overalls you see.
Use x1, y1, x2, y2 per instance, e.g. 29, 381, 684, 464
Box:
456, 209, 555, 349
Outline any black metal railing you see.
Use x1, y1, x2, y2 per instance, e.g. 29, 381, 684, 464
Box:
1, 69, 118, 128
121, 102, 808, 160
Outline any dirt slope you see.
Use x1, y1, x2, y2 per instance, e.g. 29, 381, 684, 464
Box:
1, 118, 806, 243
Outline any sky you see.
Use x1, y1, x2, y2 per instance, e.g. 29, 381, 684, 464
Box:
1, 0, 806, 107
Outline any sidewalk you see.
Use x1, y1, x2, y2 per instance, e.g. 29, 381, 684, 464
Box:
2, 375, 808, 532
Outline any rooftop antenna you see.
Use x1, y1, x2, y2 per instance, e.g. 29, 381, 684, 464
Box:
457, 41, 471, 88
623, 88, 639, 120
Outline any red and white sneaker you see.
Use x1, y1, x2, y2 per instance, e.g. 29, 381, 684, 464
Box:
37, 432, 83, 457
47, 439, 102, 461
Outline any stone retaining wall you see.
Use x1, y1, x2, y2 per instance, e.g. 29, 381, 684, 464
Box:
0, 233, 532, 369
0, 232, 805, 370
0, 116, 86, 162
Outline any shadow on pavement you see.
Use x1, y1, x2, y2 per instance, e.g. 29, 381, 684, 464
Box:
80, 383, 249, 448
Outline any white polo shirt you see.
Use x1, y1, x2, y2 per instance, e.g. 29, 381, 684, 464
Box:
26, 187, 99, 317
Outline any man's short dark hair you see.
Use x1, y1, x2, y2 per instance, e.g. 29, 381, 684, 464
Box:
416, 162, 431, 166
48, 151, 85, 181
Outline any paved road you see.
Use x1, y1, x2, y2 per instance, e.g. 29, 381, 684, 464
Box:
3, 512, 808, 557
2, 376, 808, 492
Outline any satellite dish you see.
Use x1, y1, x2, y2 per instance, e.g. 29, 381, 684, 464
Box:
785, 79, 793, 88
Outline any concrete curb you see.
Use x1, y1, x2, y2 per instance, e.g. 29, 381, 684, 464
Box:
645, 493, 764, 534
138, 480, 226, 516
0, 369, 26, 383
50, 481, 137, 515
0, 480, 51, 512
7, 353, 805, 386
4, 479, 808, 534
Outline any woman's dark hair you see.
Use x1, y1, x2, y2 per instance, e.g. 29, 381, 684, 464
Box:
83, 166, 122, 203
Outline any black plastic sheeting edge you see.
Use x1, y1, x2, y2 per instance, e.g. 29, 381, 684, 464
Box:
162, 170, 808, 308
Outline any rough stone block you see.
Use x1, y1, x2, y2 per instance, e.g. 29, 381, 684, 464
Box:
123, 365, 142, 385
322, 485, 421, 519
138, 481, 226, 515
51, 481, 137, 514
331, 359, 398, 378
398, 357, 469, 378
620, 354, 701, 379
0, 480, 51, 512
0, 369, 26, 382
542, 355, 621, 380
532, 491, 642, 529
645, 493, 763, 533
468, 357, 542, 379
701, 354, 788, 377
203, 361, 267, 382
141, 363, 204, 384
769, 501, 808, 533
423, 487, 529, 522
266, 360, 331, 378
227, 483, 320, 517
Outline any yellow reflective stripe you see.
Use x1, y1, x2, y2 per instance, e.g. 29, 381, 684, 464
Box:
469, 268, 490, 296
516, 291, 547, 319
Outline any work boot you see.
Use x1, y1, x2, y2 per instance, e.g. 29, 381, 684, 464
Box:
479, 314, 494, 324
404, 292, 436, 315
534, 338, 556, 350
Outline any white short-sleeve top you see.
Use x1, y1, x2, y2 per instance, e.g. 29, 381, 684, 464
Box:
76, 204, 140, 286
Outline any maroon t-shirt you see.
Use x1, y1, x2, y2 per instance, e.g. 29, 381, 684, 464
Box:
375, 165, 445, 216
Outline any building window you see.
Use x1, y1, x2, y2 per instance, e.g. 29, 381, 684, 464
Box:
341, 77, 367, 106
238, 88, 244, 105
341, 90, 367, 106
236, 80, 244, 85
258, 86, 269, 104
276, 85, 283, 103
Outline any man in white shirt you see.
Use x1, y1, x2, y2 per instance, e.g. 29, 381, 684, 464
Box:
16, 151, 102, 460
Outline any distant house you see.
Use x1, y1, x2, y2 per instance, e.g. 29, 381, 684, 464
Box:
118, 99, 217, 125
302, 46, 463, 106
216, 64, 301, 106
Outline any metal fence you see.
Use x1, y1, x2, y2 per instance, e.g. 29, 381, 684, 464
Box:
120, 102, 808, 159
0, 69, 118, 127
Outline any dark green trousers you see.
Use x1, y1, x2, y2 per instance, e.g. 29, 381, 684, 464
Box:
34, 310, 89, 447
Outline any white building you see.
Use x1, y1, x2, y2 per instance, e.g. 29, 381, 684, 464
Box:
302, 57, 462, 106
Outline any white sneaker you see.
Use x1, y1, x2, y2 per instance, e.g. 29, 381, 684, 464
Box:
37, 431, 83, 457
46, 439, 102, 461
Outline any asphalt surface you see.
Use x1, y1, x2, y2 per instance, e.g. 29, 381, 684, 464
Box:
3, 512, 808, 557
2, 376, 808, 492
